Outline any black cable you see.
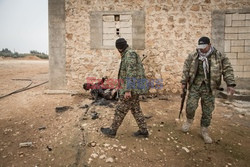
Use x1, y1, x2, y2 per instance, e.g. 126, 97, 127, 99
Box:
0, 80, 48, 99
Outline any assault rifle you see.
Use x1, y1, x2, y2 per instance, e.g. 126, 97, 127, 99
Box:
179, 84, 187, 119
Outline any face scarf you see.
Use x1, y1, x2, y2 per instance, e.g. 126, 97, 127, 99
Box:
197, 46, 214, 79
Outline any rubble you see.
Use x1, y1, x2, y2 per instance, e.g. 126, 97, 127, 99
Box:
106, 157, 114, 163
55, 106, 73, 113
19, 142, 33, 148
182, 147, 190, 153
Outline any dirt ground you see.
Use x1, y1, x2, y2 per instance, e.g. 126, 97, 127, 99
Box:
0, 59, 250, 167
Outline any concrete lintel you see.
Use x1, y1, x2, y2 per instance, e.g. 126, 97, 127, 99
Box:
49, 0, 66, 90
225, 8, 250, 14
212, 10, 225, 54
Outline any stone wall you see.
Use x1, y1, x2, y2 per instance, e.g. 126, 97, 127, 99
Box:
64, 0, 250, 94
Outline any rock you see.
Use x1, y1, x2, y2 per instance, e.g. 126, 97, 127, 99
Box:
223, 114, 232, 118
88, 141, 96, 147
13, 131, 20, 136
88, 158, 93, 164
3, 128, 12, 135
38, 126, 46, 130
182, 147, 190, 153
46, 146, 52, 151
106, 157, 114, 163
91, 112, 99, 120
19, 142, 32, 148
19, 152, 24, 157
121, 146, 127, 150
91, 153, 98, 158
99, 154, 106, 159
55, 106, 73, 113
81, 123, 88, 129
104, 143, 110, 147
81, 123, 88, 127
113, 144, 118, 148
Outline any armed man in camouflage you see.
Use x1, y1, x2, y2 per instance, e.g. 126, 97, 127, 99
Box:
101, 38, 149, 138
181, 36, 236, 143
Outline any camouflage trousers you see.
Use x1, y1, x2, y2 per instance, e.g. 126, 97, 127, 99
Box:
111, 94, 147, 132
186, 83, 215, 127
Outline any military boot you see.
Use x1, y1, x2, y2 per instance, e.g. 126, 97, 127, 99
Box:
201, 127, 212, 144
100, 127, 116, 138
181, 119, 193, 132
133, 130, 149, 138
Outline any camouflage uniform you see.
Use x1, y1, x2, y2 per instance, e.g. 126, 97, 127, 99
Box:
111, 94, 147, 132
181, 48, 236, 127
118, 48, 148, 96
91, 88, 116, 101
111, 47, 148, 133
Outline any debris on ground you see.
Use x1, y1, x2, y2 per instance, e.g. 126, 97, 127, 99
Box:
38, 126, 46, 130
46, 146, 52, 151
19, 142, 33, 148
91, 112, 99, 120
55, 106, 73, 113
80, 104, 89, 109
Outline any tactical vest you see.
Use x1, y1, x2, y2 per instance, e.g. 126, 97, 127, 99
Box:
181, 47, 235, 95
193, 57, 211, 88
118, 48, 148, 96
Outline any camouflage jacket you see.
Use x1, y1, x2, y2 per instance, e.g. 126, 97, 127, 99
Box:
118, 47, 148, 96
181, 48, 236, 92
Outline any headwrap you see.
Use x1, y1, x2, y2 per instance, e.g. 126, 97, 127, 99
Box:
198, 46, 214, 79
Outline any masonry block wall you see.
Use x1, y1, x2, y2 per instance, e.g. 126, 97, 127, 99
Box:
102, 14, 132, 47
54, 0, 250, 94
225, 13, 250, 78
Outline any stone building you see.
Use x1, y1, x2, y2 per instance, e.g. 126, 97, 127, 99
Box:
48, 0, 250, 94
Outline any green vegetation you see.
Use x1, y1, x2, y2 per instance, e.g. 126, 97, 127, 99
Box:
0, 48, 48, 59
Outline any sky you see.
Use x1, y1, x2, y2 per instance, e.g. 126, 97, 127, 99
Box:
0, 0, 48, 54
